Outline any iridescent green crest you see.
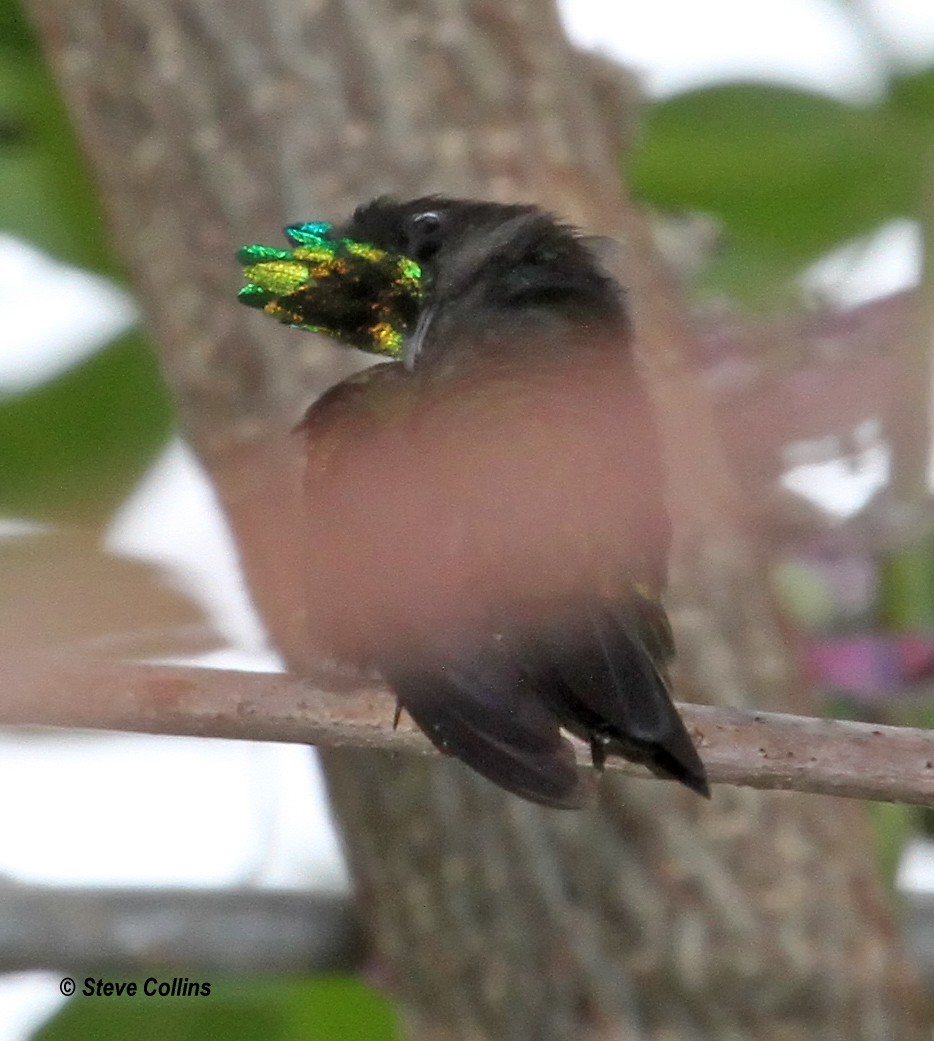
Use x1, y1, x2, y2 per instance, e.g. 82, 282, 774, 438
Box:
237, 222, 424, 357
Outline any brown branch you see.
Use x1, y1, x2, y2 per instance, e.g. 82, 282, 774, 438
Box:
8, 658, 934, 807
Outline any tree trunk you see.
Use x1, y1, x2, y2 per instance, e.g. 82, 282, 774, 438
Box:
25, 0, 925, 1036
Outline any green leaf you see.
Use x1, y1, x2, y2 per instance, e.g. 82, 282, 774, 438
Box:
284, 977, 401, 1041
888, 65, 934, 121
32, 976, 400, 1041
0, 332, 174, 522
867, 800, 915, 890
629, 81, 930, 303
771, 559, 838, 631
879, 539, 934, 631
0, 3, 173, 523
0, 9, 116, 273
0, 0, 40, 55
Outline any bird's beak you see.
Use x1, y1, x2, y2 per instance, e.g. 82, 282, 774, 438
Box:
403, 305, 436, 371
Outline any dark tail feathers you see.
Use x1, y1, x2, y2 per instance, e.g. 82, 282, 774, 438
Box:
385, 598, 708, 807
386, 653, 586, 808
532, 600, 709, 798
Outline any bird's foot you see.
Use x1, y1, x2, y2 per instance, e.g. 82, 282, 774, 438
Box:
590, 735, 607, 772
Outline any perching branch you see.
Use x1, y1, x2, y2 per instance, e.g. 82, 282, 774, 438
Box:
8, 658, 934, 807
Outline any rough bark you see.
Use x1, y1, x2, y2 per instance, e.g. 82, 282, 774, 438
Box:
24, 0, 925, 1037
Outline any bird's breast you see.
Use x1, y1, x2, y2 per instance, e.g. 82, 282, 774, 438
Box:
302, 354, 668, 665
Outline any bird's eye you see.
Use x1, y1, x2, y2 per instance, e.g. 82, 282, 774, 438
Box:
412, 211, 441, 232
406, 210, 444, 261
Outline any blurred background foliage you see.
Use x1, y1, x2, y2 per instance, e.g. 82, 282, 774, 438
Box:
6, 0, 934, 1032
34, 977, 399, 1041
0, 0, 172, 527
630, 71, 934, 305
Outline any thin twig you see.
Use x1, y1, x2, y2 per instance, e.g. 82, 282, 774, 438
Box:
6, 658, 934, 806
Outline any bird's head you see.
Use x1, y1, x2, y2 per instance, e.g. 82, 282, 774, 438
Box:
238, 195, 627, 369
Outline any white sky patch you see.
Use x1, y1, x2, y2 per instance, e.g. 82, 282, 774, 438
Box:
105, 438, 273, 656
559, 0, 881, 99
0, 236, 137, 395
160, 646, 286, 672
0, 517, 51, 539
801, 219, 923, 306
863, 0, 934, 66
897, 837, 934, 892
0, 976, 67, 1041
781, 440, 891, 517
0, 732, 348, 891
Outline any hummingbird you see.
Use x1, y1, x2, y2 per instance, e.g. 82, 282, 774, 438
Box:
238, 196, 709, 807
